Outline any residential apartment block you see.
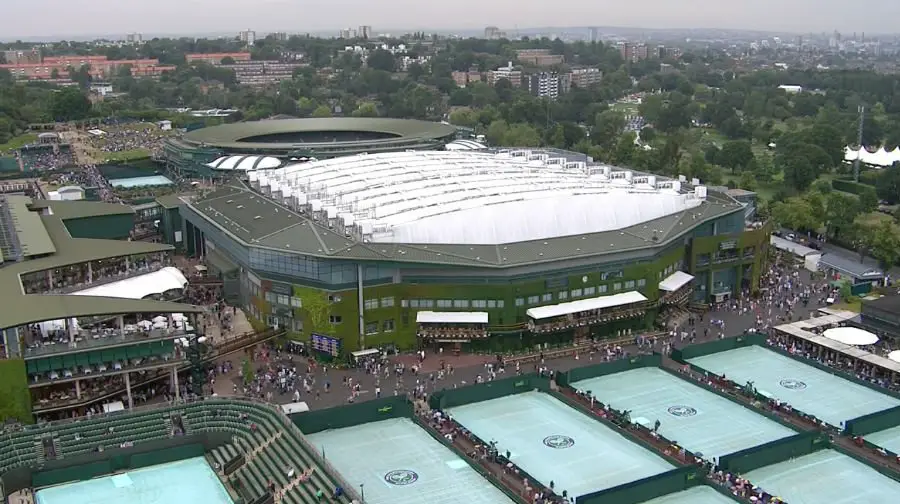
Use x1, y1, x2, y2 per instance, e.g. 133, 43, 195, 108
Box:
451, 69, 483, 87
0, 55, 174, 80
515, 49, 565, 67
185, 53, 252, 65
524, 72, 569, 99
221, 60, 307, 86
488, 62, 523, 87
569, 67, 603, 89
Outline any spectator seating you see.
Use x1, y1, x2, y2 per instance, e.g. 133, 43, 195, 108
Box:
0, 399, 351, 504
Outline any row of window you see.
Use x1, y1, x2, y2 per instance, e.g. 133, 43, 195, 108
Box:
264, 291, 303, 308
364, 297, 395, 310
365, 319, 395, 335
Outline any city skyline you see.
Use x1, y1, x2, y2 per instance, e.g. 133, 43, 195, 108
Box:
3, 0, 899, 39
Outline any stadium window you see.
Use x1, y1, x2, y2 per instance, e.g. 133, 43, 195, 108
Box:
365, 322, 379, 334
329, 315, 343, 324
364, 299, 378, 310
328, 294, 342, 303
401, 299, 409, 308
601, 272, 609, 281
583, 286, 596, 296
383, 319, 395, 332
515, 297, 524, 307
380, 297, 395, 308
437, 299, 452, 308
625, 280, 635, 289
291, 319, 303, 332
637, 279, 646, 287
410, 299, 420, 308
453, 300, 469, 308
497, 300, 505, 308
541, 293, 553, 302
558, 291, 568, 300
527, 295, 539, 304
265, 292, 276, 303
290, 296, 302, 308
598, 285, 608, 293
613, 282, 622, 291
277, 294, 289, 306
472, 300, 487, 308
423, 300, 435, 308
487, 300, 497, 308
571, 288, 582, 297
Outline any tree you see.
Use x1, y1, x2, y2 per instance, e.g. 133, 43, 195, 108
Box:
311, 104, 332, 118
858, 218, 900, 270
591, 110, 625, 150
779, 154, 816, 192
366, 49, 396, 72
877, 163, 900, 204
858, 186, 878, 213
351, 101, 378, 117
771, 196, 821, 232
738, 171, 757, 191
241, 359, 253, 386
718, 140, 754, 173
825, 192, 860, 240
49, 87, 92, 121
220, 56, 236, 65
449, 107, 479, 128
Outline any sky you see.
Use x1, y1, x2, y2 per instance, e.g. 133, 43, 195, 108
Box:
4, 0, 899, 39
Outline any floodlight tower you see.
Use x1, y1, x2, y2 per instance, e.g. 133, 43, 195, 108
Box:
854, 105, 865, 182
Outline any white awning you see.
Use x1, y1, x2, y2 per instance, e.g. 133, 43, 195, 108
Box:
822, 327, 879, 346
889, 350, 900, 363
416, 311, 489, 324
526, 291, 648, 320
71, 266, 188, 300
659, 271, 694, 292
280, 402, 310, 415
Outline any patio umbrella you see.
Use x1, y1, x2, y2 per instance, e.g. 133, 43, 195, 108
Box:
888, 350, 900, 363
822, 327, 879, 346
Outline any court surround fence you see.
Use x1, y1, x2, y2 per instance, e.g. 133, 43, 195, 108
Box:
429, 372, 551, 410
716, 430, 827, 474
670, 332, 767, 362
575, 465, 701, 504
557, 353, 662, 388
844, 405, 900, 436
290, 395, 413, 434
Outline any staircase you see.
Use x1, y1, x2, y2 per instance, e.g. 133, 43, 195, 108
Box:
275, 468, 316, 503
33, 441, 44, 465
244, 431, 283, 462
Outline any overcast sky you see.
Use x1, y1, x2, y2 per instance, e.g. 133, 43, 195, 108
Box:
5, 0, 899, 39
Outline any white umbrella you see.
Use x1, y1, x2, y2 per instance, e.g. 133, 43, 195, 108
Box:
152, 315, 167, 323
171, 313, 186, 321
137, 320, 152, 330
888, 350, 900, 363
152, 321, 168, 330
823, 327, 879, 346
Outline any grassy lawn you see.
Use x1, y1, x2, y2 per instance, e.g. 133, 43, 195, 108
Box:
0, 133, 38, 153
612, 102, 639, 115
100, 148, 151, 162
831, 299, 862, 313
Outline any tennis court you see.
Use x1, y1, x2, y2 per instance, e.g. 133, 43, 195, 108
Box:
687, 345, 900, 427
865, 425, 900, 454
307, 418, 513, 504
447, 391, 674, 498
745, 449, 900, 504
639, 485, 736, 504
573, 367, 797, 460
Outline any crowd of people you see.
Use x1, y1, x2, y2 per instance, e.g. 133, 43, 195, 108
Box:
18, 147, 75, 171
85, 125, 168, 158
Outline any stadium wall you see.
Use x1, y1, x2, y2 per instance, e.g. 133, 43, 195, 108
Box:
717, 430, 827, 474
2, 432, 230, 495
558, 353, 662, 387
844, 405, 900, 436
61, 214, 134, 240
575, 466, 700, 504
289, 395, 412, 434
430, 373, 550, 410
670, 332, 767, 362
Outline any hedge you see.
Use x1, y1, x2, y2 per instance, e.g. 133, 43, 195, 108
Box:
832, 179, 871, 195
0, 359, 33, 423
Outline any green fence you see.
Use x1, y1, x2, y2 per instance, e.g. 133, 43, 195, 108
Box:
575, 465, 700, 504
561, 353, 662, 387
430, 373, 549, 410
845, 405, 900, 436
670, 333, 766, 362
0, 157, 18, 173
290, 395, 412, 434
717, 430, 826, 473
31, 444, 205, 488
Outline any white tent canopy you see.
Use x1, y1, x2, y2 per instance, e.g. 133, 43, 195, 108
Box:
416, 311, 488, 324
843, 146, 900, 168
889, 351, 900, 364
71, 267, 188, 300
659, 271, 694, 292
822, 327, 879, 346
527, 291, 647, 320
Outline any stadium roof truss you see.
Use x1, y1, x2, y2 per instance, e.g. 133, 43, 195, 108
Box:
190, 150, 745, 268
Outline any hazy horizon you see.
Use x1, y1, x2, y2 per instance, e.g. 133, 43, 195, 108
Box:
3, 0, 899, 40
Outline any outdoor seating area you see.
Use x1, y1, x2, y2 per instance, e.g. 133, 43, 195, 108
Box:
416, 311, 490, 341
20, 252, 169, 295
0, 400, 352, 504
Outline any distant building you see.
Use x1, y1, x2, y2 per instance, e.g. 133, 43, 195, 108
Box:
358, 26, 373, 39
515, 49, 564, 67
617, 42, 651, 63
569, 67, 602, 89
589, 27, 600, 42
778, 85, 803, 94
239, 30, 256, 46
452, 69, 483, 87
186, 53, 252, 65
484, 26, 505, 39
222, 60, 307, 86
524, 72, 567, 100
2, 48, 40, 65
0, 55, 173, 81
125, 33, 143, 45
339, 28, 354, 39
270, 32, 288, 42
488, 62, 523, 87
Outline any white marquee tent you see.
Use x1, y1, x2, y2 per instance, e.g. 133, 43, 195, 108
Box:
888, 350, 900, 364
822, 327, 879, 346
843, 146, 900, 168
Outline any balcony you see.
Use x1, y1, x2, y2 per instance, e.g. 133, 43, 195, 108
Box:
23, 324, 196, 359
